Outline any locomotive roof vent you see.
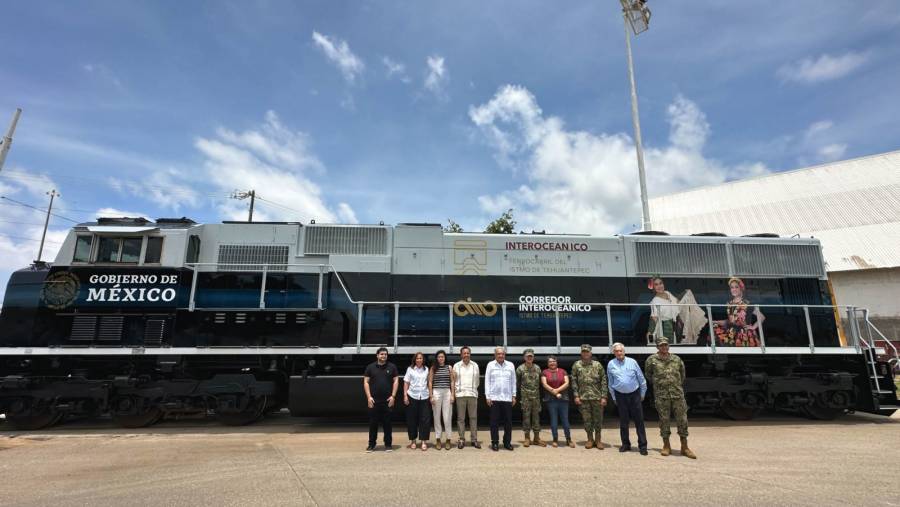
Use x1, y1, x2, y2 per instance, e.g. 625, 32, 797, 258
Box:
156, 217, 197, 224
690, 232, 727, 237
96, 217, 151, 225
742, 233, 780, 238
630, 230, 669, 236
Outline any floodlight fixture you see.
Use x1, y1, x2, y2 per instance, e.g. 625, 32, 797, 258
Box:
621, 0, 651, 35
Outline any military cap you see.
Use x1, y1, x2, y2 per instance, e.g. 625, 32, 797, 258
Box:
656, 337, 670, 346
580, 344, 592, 352
523, 348, 535, 356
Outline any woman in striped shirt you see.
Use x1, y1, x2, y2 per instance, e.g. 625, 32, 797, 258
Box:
429, 350, 455, 450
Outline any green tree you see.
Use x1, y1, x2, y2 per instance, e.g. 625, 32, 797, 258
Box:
444, 219, 464, 233
484, 208, 516, 234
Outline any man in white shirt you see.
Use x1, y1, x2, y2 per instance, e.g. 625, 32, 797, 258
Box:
485, 346, 516, 451
453, 346, 481, 449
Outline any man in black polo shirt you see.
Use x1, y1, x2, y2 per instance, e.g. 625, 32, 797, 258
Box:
363, 347, 399, 452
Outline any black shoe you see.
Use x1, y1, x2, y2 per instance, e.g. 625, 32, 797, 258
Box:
458, 440, 465, 449
619, 445, 631, 453
366, 445, 375, 453
639, 449, 648, 456
503, 443, 514, 451
491, 443, 499, 452
385, 445, 393, 452
473, 441, 482, 449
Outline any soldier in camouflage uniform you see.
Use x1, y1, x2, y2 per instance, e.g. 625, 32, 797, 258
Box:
644, 338, 696, 459
516, 348, 546, 447
570, 344, 608, 449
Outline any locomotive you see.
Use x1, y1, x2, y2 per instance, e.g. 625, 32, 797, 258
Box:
0, 217, 896, 429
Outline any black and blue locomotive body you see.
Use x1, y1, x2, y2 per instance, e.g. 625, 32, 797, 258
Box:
0, 218, 895, 429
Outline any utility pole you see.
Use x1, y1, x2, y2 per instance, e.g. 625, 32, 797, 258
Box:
37, 189, 58, 262
231, 189, 256, 222
619, 0, 652, 231
0, 108, 22, 174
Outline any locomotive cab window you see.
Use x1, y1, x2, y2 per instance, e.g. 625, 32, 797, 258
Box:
73, 235, 93, 263
94, 236, 142, 264
144, 237, 163, 264
186, 235, 200, 264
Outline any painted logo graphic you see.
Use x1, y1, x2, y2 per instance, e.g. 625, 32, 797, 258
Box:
452, 239, 487, 275
454, 297, 498, 317
41, 271, 81, 309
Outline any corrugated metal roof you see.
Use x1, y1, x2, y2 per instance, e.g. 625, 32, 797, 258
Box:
649, 150, 900, 271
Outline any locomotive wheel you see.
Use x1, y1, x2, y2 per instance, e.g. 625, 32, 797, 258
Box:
802, 406, 844, 420
216, 395, 268, 426
719, 401, 761, 421
5, 409, 62, 430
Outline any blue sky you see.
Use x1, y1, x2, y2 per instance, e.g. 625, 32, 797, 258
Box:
1, 0, 899, 297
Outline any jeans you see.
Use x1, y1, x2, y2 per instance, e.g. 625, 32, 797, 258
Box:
547, 397, 571, 441
406, 397, 431, 442
489, 400, 513, 446
368, 401, 392, 448
615, 389, 647, 451
456, 396, 478, 442
431, 388, 453, 440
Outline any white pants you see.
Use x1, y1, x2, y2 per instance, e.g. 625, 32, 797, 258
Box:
431, 388, 453, 440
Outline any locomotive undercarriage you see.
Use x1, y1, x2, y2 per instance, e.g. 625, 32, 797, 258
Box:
0, 356, 281, 430
0, 353, 867, 430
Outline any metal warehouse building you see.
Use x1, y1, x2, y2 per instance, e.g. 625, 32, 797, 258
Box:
649, 149, 900, 344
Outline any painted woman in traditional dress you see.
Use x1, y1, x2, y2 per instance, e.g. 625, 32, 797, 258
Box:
649, 277, 679, 343
713, 277, 765, 347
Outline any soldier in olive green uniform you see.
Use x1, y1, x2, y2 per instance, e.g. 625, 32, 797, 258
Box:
644, 338, 696, 459
570, 344, 608, 449
516, 348, 546, 447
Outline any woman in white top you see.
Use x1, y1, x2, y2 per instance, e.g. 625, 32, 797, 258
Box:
649, 277, 679, 344
403, 352, 431, 451
429, 350, 455, 450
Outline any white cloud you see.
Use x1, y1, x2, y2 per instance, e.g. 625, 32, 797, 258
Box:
382, 56, 410, 83
82, 62, 124, 90
311, 31, 364, 84
818, 143, 847, 161
95, 207, 151, 219
337, 202, 359, 224
470, 85, 767, 234
194, 111, 356, 224
424, 55, 448, 97
108, 168, 201, 211
0, 172, 70, 302
777, 51, 870, 84
800, 120, 849, 164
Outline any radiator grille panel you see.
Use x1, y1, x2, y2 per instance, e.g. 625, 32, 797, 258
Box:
217, 244, 289, 271
635, 241, 728, 275
144, 319, 165, 347
70, 316, 98, 341
97, 316, 124, 342
304, 227, 388, 256
733, 243, 824, 277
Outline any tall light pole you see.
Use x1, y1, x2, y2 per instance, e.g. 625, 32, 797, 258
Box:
620, 0, 652, 231
0, 108, 22, 174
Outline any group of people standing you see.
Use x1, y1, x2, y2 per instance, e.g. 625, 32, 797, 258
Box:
363, 340, 696, 459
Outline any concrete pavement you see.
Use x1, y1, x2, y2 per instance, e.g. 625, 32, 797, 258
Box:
1, 413, 898, 506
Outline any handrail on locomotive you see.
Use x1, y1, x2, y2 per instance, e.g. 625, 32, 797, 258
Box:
182, 262, 897, 367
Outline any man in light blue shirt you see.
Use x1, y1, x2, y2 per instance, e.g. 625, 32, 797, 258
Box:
607, 342, 649, 455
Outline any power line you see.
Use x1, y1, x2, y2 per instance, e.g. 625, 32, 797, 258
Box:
255, 196, 303, 215
0, 169, 230, 200
0, 234, 62, 245
0, 196, 80, 223
0, 219, 58, 226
